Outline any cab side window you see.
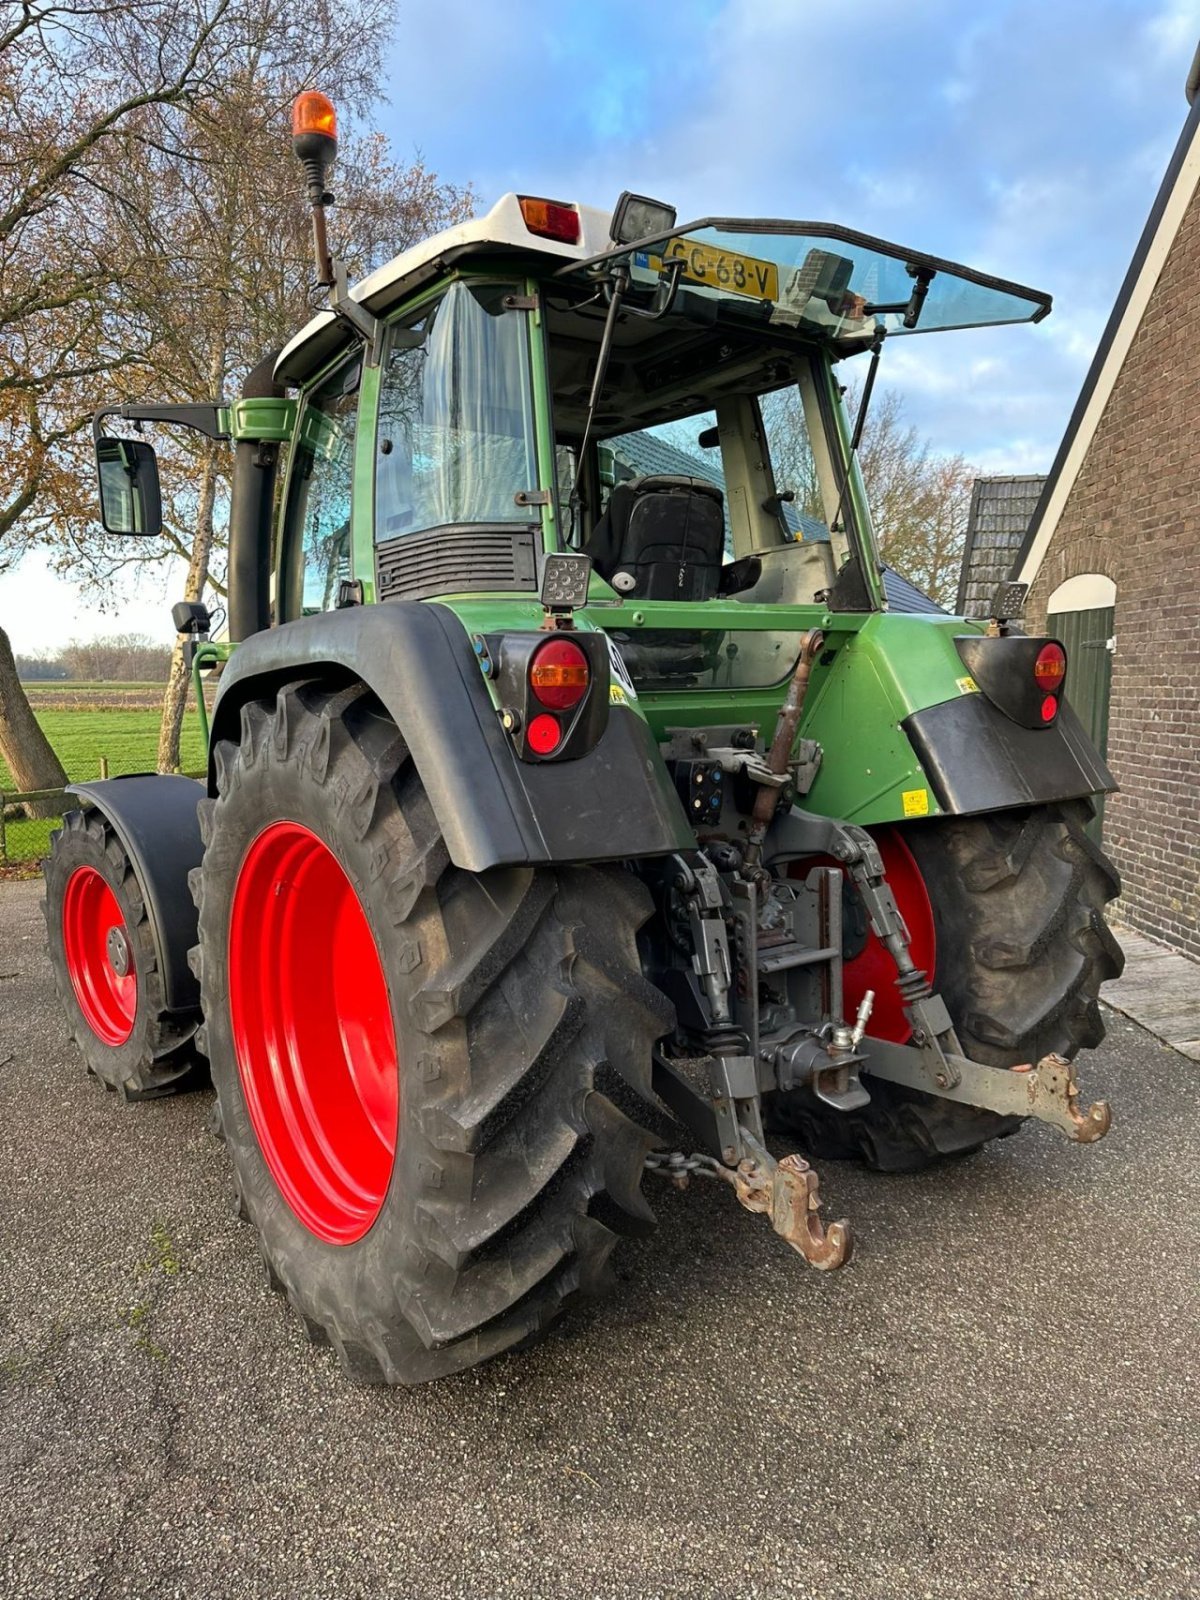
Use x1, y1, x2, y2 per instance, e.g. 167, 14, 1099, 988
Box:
281, 354, 361, 618
375, 281, 538, 539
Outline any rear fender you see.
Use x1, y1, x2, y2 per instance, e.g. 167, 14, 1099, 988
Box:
66, 774, 204, 1014
797, 613, 1116, 825
207, 603, 693, 873
901, 692, 1115, 815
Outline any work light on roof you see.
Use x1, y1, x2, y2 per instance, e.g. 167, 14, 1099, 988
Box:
610, 191, 677, 245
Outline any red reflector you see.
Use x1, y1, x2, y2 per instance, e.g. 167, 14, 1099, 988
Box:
1041, 695, 1058, 723
527, 713, 562, 755
1034, 642, 1067, 690
518, 196, 581, 244
530, 638, 590, 710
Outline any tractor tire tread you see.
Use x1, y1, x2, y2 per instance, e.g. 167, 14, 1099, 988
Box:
194, 678, 669, 1383
767, 801, 1122, 1172
44, 808, 204, 1099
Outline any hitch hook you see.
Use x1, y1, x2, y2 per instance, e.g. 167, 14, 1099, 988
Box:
732, 1135, 853, 1271
1017, 1051, 1112, 1143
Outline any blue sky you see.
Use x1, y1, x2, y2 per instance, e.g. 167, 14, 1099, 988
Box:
3, 0, 1197, 650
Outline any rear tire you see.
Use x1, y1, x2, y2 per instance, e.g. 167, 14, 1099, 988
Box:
768, 801, 1123, 1171
192, 679, 672, 1384
43, 810, 203, 1099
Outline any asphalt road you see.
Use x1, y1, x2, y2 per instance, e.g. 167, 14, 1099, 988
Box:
1, 876, 1197, 1600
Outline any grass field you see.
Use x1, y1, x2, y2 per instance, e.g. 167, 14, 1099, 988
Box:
1, 684, 208, 866
0, 709, 206, 789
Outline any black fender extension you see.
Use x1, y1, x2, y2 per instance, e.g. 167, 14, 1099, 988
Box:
66, 773, 204, 1015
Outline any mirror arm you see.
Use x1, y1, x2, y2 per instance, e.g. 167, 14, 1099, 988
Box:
328, 258, 385, 365
863, 265, 935, 331
91, 403, 229, 444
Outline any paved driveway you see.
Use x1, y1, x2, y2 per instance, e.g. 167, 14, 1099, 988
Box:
1, 878, 1196, 1600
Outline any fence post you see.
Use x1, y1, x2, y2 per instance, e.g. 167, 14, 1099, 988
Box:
0, 798, 6, 863
99, 756, 109, 779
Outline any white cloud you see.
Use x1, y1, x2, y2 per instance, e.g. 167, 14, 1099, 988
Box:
1144, 0, 1200, 65
0, 552, 190, 655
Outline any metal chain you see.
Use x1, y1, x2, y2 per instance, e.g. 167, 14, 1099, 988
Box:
643, 1149, 732, 1187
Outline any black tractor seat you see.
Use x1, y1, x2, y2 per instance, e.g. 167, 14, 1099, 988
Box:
587, 474, 726, 601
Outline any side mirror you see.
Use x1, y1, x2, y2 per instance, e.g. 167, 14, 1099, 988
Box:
96, 436, 162, 536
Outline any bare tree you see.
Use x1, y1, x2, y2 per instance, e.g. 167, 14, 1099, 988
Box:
764, 379, 978, 607
61, 635, 172, 682
0, 0, 242, 797
0, 0, 474, 781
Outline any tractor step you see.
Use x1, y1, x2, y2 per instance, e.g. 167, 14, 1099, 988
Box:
756, 941, 840, 975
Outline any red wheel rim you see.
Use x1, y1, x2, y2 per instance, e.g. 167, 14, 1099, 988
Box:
789, 826, 936, 1045
228, 822, 399, 1245
844, 828, 936, 1044
62, 866, 138, 1046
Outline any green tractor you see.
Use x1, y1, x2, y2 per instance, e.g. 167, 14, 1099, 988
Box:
44, 93, 1122, 1383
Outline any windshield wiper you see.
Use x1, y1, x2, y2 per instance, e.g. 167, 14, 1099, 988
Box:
830, 334, 884, 536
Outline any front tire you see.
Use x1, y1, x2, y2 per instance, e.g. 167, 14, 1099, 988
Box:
43, 810, 202, 1099
769, 801, 1123, 1171
192, 679, 672, 1384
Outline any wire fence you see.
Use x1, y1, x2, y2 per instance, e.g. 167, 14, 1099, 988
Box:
0, 788, 68, 866
1, 761, 205, 867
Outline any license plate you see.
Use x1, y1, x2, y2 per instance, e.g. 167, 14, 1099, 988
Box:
660, 238, 779, 301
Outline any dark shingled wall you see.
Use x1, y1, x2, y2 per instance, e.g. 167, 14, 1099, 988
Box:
956, 476, 1045, 617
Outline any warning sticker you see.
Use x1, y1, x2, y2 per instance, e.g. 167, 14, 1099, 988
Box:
956, 675, 980, 695
902, 788, 930, 817
606, 635, 638, 700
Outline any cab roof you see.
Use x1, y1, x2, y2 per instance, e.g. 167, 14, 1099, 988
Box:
275, 193, 613, 384
275, 193, 1052, 386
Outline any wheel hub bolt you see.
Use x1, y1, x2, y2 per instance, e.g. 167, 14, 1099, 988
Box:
106, 926, 131, 977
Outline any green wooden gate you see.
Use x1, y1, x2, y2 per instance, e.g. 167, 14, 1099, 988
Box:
1047, 604, 1114, 842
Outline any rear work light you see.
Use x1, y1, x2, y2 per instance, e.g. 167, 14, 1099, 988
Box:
1034, 642, 1067, 691
529, 637, 590, 710
518, 196, 581, 244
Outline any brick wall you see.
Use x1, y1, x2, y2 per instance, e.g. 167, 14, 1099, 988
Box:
1026, 176, 1200, 959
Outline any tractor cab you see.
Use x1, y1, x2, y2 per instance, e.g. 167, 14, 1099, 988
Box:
263, 195, 1052, 642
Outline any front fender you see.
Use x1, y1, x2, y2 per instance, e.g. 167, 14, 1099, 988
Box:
208, 603, 693, 873
67, 774, 204, 1014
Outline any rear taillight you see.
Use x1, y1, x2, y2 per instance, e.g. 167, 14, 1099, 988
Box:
529, 638, 590, 710
955, 634, 1069, 730
1034, 642, 1067, 691
527, 714, 562, 755
483, 628, 608, 763
518, 196, 581, 244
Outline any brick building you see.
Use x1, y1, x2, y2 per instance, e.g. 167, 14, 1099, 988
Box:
1014, 58, 1200, 959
